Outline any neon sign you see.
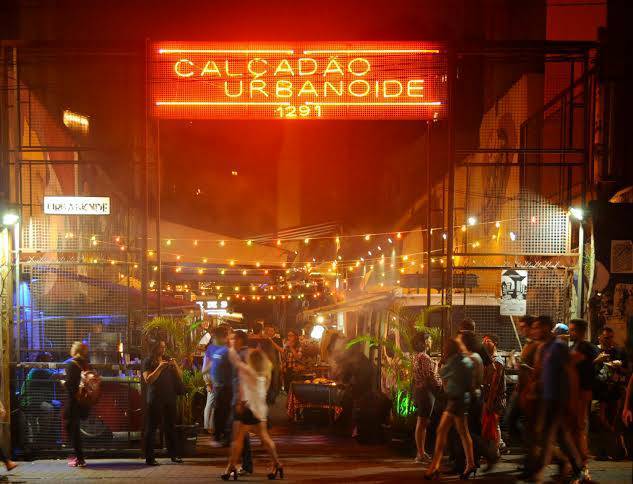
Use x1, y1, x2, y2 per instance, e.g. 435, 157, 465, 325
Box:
150, 42, 447, 120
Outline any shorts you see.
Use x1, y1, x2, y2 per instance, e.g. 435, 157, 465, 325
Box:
414, 388, 435, 418
445, 398, 467, 417
234, 405, 261, 426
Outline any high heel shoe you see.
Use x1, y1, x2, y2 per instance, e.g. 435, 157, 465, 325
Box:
423, 469, 440, 480
267, 463, 284, 480
460, 466, 477, 480
220, 467, 238, 481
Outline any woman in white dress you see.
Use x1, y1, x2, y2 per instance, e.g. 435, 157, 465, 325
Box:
221, 348, 283, 480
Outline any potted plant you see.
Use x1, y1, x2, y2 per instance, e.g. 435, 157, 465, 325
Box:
142, 314, 206, 455
346, 304, 446, 442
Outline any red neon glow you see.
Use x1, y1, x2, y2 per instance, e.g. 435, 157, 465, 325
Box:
150, 41, 448, 120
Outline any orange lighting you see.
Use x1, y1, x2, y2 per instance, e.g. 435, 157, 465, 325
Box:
151, 41, 447, 120
63, 110, 89, 133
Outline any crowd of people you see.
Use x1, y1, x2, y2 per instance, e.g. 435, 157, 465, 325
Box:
411, 316, 632, 482
60, 323, 297, 480
40, 313, 632, 482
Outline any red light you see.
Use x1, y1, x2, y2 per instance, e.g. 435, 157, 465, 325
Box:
151, 41, 447, 120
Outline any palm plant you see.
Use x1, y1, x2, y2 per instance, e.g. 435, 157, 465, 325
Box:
346, 303, 447, 421
142, 314, 206, 425
177, 368, 207, 425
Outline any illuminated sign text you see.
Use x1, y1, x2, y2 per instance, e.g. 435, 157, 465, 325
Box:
44, 196, 110, 215
151, 42, 447, 120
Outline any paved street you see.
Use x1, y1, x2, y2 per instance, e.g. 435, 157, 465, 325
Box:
3, 434, 632, 483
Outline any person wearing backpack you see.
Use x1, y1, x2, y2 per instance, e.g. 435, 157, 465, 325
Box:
64, 342, 91, 467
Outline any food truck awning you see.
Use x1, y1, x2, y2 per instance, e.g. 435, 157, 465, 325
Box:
298, 291, 394, 320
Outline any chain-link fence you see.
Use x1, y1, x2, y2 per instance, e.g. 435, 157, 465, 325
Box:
12, 366, 143, 456
446, 45, 593, 350
4, 46, 147, 456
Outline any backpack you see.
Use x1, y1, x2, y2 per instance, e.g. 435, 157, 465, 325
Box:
74, 361, 101, 406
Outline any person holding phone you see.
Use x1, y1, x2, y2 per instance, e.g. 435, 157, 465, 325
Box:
142, 339, 184, 466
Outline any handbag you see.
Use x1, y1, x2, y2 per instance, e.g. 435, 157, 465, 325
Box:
482, 410, 499, 442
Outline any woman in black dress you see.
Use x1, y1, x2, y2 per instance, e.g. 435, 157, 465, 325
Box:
142, 340, 184, 466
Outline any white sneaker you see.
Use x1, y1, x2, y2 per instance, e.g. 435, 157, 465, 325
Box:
414, 453, 431, 463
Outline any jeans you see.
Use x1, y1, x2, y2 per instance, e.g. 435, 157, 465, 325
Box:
504, 391, 525, 442
213, 386, 232, 443
204, 390, 215, 431
527, 399, 582, 477
144, 399, 179, 461
64, 401, 83, 460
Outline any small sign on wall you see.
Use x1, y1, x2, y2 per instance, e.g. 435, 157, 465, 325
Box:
611, 240, 633, 273
43, 196, 110, 215
500, 269, 528, 316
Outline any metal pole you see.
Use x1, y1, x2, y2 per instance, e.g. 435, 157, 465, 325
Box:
444, 49, 457, 340
577, 221, 585, 318
156, 120, 162, 315
142, 39, 150, 322
426, 122, 432, 307
13, 222, 20, 362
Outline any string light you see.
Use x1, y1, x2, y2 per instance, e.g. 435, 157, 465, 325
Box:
468, 216, 477, 226
229, 260, 235, 266
396, 232, 402, 239
247, 239, 253, 246
495, 221, 501, 228
364, 234, 371, 241
461, 225, 467, 232
304, 238, 310, 245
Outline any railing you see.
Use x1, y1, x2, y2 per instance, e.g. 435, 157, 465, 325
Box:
12, 362, 144, 457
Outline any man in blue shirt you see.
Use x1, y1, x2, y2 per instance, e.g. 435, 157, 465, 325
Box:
203, 326, 232, 446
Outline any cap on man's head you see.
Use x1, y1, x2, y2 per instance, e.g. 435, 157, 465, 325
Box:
553, 323, 569, 336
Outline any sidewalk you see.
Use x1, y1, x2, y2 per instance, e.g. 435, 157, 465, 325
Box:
5, 446, 632, 483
